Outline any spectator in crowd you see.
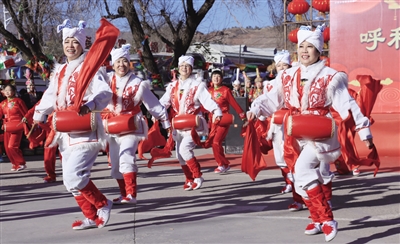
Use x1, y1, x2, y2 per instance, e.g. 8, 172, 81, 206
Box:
231, 80, 244, 98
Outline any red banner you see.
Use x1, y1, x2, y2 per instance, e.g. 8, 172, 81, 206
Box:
330, 0, 400, 113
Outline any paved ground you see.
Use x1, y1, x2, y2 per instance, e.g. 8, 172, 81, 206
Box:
0, 148, 399, 244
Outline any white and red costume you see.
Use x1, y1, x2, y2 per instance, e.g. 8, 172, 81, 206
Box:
160, 67, 222, 190
105, 69, 170, 203
250, 58, 372, 240
33, 18, 116, 230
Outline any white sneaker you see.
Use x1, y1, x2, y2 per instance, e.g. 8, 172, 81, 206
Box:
322, 220, 338, 242
214, 165, 230, 174
96, 199, 112, 228
12, 165, 27, 172
288, 202, 304, 211
112, 195, 124, 205
352, 168, 361, 176
192, 177, 204, 190
183, 181, 193, 191
281, 184, 292, 193
304, 222, 322, 235
72, 218, 97, 230
121, 194, 137, 204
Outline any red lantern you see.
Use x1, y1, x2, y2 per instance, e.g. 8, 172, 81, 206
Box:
323, 26, 330, 42
321, 56, 330, 67
313, 0, 330, 18
288, 0, 310, 22
288, 28, 299, 44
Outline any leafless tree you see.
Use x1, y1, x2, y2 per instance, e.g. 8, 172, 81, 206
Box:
0, 0, 100, 74
102, 0, 258, 75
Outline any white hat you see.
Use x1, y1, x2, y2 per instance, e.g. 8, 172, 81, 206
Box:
178, 56, 194, 67
274, 50, 291, 65
297, 24, 325, 53
57, 19, 87, 48
110, 44, 131, 65
233, 80, 241, 86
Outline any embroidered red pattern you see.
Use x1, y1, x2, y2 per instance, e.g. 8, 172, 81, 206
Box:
309, 76, 329, 109
185, 86, 198, 114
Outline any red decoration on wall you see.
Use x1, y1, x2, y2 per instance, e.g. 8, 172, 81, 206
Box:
312, 0, 330, 14
323, 26, 330, 42
288, 28, 299, 44
150, 42, 159, 53
320, 56, 330, 67
288, 0, 310, 22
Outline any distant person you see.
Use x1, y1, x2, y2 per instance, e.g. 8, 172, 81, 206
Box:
208, 69, 246, 173
231, 80, 244, 98
23, 69, 43, 109
0, 84, 28, 171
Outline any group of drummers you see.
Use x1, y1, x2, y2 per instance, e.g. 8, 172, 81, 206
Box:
0, 19, 378, 242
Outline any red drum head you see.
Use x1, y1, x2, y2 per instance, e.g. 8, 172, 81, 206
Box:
287, 115, 335, 140
53, 111, 96, 133
272, 109, 289, 125
105, 114, 137, 135
219, 114, 234, 126
172, 114, 200, 130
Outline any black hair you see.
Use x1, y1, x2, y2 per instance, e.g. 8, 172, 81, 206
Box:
5, 84, 17, 93
211, 69, 223, 77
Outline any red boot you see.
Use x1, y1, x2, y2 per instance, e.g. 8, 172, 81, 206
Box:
321, 181, 333, 208
72, 195, 98, 230
113, 179, 126, 205
79, 180, 112, 228
302, 198, 321, 235
306, 184, 338, 242
186, 157, 204, 190
181, 165, 194, 191
121, 172, 137, 204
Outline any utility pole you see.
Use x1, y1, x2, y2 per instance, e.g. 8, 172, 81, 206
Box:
239, 44, 242, 64
3, 5, 12, 30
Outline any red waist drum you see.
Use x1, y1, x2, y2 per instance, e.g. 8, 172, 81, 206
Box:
104, 114, 137, 135
53, 110, 97, 133
3, 121, 24, 133
218, 113, 235, 126
172, 114, 200, 130
286, 115, 335, 140
272, 109, 289, 125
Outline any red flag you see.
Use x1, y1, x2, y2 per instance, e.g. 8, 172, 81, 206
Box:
241, 120, 267, 181
138, 121, 166, 159
71, 18, 120, 111
336, 75, 382, 176
147, 135, 175, 168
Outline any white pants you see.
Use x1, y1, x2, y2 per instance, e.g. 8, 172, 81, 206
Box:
271, 125, 287, 168
61, 147, 99, 196
293, 144, 334, 198
172, 130, 196, 165
109, 135, 139, 179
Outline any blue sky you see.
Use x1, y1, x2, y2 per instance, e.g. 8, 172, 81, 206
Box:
104, 1, 273, 34
197, 1, 273, 33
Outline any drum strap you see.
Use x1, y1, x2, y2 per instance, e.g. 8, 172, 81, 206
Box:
172, 82, 180, 113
